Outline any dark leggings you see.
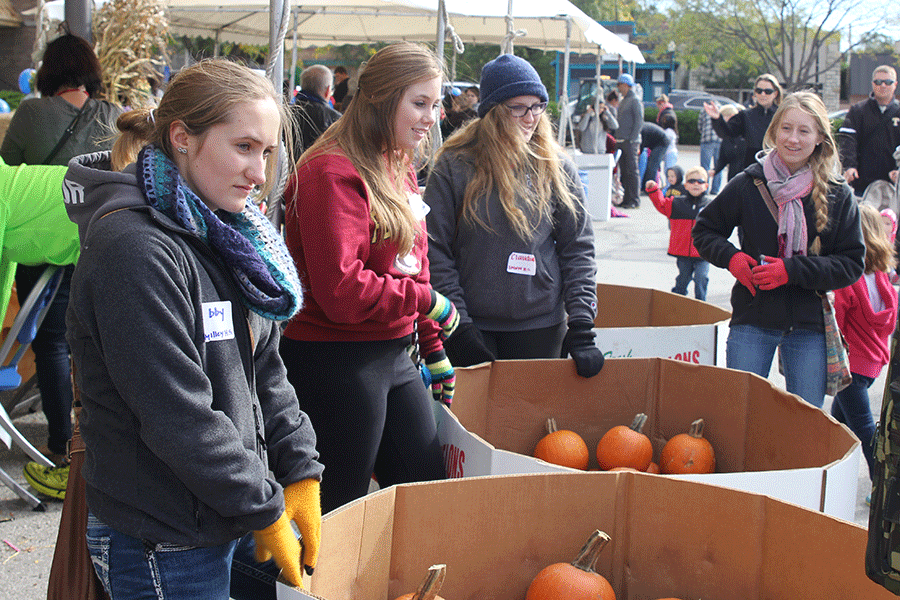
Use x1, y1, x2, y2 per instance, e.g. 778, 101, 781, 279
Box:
279, 335, 445, 514
480, 321, 568, 360
15, 263, 74, 455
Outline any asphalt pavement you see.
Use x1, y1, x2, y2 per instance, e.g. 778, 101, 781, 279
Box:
0, 145, 876, 599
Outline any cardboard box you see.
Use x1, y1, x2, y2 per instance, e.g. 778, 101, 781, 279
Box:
436, 358, 860, 521
593, 283, 731, 366
279, 472, 890, 600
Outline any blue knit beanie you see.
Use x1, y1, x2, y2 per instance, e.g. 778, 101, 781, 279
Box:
478, 54, 548, 118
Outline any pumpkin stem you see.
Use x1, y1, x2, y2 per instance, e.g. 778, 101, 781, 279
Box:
546, 418, 558, 434
412, 564, 446, 600
629, 413, 648, 434
688, 418, 705, 439
570, 530, 611, 573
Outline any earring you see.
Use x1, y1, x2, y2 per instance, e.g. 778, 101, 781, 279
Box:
177, 147, 187, 154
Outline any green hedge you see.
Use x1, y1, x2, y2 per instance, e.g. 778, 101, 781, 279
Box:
0, 90, 25, 111
644, 106, 701, 145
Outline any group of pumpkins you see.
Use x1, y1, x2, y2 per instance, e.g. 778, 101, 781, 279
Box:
533, 413, 715, 475
394, 531, 689, 600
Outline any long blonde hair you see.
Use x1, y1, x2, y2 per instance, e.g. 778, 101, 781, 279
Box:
859, 204, 896, 274
763, 91, 840, 253
110, 59, 294, 200
436, 103, 578, 241
298, 43, 443, 256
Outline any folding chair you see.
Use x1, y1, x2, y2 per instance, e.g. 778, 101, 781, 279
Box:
0, 265, 64, 510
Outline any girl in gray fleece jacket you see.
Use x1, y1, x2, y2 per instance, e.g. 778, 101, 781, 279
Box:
62, 60, 322, 598
424, 54, 604, 378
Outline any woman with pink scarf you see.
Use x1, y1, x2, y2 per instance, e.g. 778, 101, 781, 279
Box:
692, 92, 865, 408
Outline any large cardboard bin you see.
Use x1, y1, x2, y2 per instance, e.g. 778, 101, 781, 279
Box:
594, 283, 731, 365
279, 472, 889, 600
437, 358, 860, 521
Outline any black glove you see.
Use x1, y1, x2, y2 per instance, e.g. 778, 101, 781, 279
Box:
563, 322, 605, 378
444, 322, 496, 367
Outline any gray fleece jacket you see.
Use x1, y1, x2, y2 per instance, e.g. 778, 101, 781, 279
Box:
424, 149, 598, 331
63, 152, 322, 547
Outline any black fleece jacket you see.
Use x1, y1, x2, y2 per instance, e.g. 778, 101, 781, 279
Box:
692, 161, 864, 332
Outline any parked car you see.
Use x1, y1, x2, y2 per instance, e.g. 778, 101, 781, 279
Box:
662, 89, 741, 111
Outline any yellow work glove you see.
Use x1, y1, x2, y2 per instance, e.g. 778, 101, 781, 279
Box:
253, 513, 304, 588
283, 478, 322, 575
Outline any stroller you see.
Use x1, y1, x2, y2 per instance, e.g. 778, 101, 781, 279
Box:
858, 145, 900, 215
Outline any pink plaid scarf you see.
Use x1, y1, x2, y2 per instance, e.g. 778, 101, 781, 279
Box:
762, 150, 814, 258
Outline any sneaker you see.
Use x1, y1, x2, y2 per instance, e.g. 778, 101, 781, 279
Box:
23, 461, 69, 500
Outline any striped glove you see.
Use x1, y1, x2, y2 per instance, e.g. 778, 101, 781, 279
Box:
426, 290, 460, 341
422, 350, 455, 406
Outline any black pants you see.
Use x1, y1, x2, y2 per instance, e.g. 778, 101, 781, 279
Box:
279, 335, 445, 514
15, 263, 74, 455
480, 321, 567, 360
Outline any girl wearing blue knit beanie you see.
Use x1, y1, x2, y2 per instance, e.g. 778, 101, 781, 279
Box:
424, 53, 605, 378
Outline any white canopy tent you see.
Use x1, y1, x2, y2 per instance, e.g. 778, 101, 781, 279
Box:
164, 0, 643, 61
164, 0, 644, 146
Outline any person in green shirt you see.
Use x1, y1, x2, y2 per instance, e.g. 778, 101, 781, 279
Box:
0, 156, 80, 468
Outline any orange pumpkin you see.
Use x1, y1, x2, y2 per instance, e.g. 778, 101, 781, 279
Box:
534, 418, 589, 470
596, 413, 653, 471
526, 530, 615, 600
394, 564, 446, 600
660, 419, 715, 474
645, 462, 661, 474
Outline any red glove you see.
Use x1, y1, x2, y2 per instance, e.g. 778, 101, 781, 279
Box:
728, 252, 758, 296
644, 180, 659, 193
751, 256, 789, 290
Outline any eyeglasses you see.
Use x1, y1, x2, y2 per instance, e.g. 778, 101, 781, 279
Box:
504, 101, 548, 118
754, 87, 776, 95
686, 178, 707, 185
873, 79, 896, 86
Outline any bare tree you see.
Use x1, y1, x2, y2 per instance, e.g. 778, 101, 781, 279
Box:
677, 0, 896, 88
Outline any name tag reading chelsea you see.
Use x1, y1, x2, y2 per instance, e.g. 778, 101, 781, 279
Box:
202, 301, 235, 342
507, 252, 537, 276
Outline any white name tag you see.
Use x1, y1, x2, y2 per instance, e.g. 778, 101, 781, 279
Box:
202, 301, 235, 343
507, 252, 537, 276
408, 192, 430, 221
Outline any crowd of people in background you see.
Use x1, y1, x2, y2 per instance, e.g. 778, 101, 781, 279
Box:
2, 30, 900, 597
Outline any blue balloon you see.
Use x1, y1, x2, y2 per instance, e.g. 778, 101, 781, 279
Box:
0, 99, 9, 114
18, 69, 34, 95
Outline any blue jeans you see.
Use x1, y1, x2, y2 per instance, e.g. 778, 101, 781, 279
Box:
642, 145, 666, 189
699, 140, 723, 194
86, 512, 279, 600
726, 324, 827, 408
15, 263, 74, 455
831, 372, 876, 478
673, 257, 709, 301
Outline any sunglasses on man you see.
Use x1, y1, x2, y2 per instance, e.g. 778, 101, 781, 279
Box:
873, 79, 896, 86
686, 178, 707, 185
754, 87, 776, 95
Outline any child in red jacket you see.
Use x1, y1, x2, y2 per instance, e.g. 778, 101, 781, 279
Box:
646, 166, 711, 300
832, 204, 898, 480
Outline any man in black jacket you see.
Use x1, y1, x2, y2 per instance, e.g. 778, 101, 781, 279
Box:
839, 65, 900, 197
291, 65, 342, 157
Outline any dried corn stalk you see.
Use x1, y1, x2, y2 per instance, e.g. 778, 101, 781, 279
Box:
93, 0, 169, 107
